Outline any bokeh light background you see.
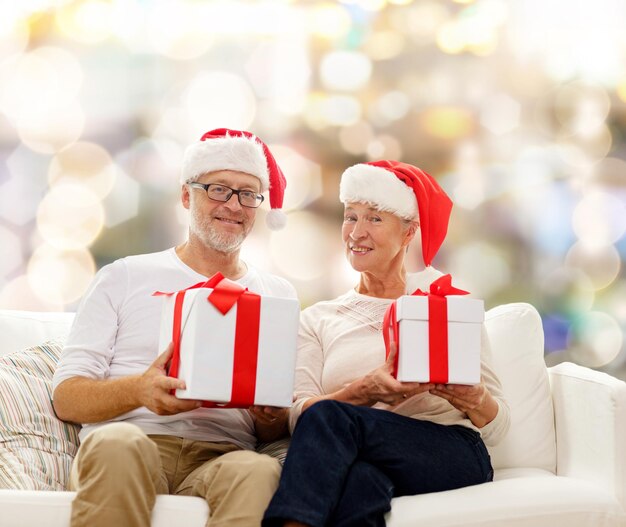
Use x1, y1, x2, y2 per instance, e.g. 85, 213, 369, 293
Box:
1, 0, 625, 379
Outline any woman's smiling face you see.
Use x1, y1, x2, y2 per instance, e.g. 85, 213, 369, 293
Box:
342, 202, 416, 274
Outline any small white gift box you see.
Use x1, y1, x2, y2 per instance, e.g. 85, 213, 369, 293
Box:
157, 275, 299, 408
383, 275, 484, 385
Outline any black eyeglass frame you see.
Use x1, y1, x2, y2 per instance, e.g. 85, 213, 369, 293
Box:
188, 182, 265, 209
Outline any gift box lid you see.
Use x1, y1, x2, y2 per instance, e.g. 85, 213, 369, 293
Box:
395, 295, 484, 323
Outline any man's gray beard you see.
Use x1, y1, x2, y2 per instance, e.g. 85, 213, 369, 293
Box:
190, 210, 248, 253
202, 228, 246, 253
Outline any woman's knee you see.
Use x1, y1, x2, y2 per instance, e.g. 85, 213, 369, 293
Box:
297, 399, 356, 432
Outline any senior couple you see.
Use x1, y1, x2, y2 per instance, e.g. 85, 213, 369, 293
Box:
52, 128, 510, 527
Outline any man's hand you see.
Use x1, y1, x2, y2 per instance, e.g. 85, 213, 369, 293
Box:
138, 343, 202, 416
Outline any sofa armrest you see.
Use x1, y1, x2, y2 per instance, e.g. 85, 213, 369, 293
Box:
549, 362, 626, 509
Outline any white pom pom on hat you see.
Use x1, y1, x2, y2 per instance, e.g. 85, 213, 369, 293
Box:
181, 128, 287, 230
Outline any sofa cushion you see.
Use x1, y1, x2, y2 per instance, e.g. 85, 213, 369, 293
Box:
386, 470, 625, 527
0, 310, 74, 358
0, 339, 80, 490
484, 303, 556, 473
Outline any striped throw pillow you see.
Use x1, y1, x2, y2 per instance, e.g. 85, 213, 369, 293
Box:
0, 339, 80, 490
256, 437, 290, 465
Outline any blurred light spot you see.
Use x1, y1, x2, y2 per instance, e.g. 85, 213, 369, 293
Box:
542, 313, 570, 353
239, 231, 273, 273
0, 13, 29, 60
0, 47, 82, 123
366, 135, 403, 161
185, 72, 256, 137
147, 2, 213, 60
451, 142, 485, 210
116, 137, 182, 190
56, 1, 114, 44
572, 190, 626, 250
0, 146, 50, 226
540, 267, 595, 313
271, 146, 322, 210
0, 226, 22, 280
568, 311, 623, 368
307, 3, 351, 38
270, 212, 332, 281
554, 82, 610, 138
618, 79, 626, 103
339, 121, 375, 155
329, 253, 361, 298
556, 124, 612, 164
320, 51, 372, 92
49, 142, 117, 199
342, 0, 386, 11
17, 101, 85, 154
245, 38, 311, 116
363, 31, 405, 60
480, 94, 520, 135
405, 3, 451, 43
320, 95, 361, 127
593, 157, 626, 187
448, 242, 510, 297
37, 184, 104, 250
421, 107, 473, 140
565, 242, 621, 291
102, 168, 141, 228
0, 275, 63, 311
370, 91, 411, 125
436, 2, 504, 55
436, 21, 466, 54
27, 244, 95, 305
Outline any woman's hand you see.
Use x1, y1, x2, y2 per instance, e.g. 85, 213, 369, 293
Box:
352, 343, 433, 406
429, 382, 498, 428
249, 405, 289, 442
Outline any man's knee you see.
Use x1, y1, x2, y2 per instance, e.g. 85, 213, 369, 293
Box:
77, 423, 158, 470
220, 451, 280, 478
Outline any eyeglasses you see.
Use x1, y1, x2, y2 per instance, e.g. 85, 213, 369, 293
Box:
188, 182, 265, 209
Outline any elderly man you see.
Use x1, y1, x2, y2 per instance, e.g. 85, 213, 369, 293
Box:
52, 128, 295, 527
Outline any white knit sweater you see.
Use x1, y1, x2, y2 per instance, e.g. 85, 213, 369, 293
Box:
289, 269, 510, 447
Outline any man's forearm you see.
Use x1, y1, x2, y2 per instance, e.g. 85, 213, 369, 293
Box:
53, 375, 142, 424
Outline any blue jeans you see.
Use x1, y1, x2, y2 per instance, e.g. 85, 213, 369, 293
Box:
263, 400, 493, 527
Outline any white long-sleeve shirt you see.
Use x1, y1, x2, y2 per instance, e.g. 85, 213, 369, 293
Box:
53, 247, 298, 449
289, 269, 510, 447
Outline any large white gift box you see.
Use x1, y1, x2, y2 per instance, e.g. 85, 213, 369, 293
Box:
157, 277, 299, 408
392, 293, 484, 385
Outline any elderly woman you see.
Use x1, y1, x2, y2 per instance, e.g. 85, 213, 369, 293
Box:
262, 160, 510, 527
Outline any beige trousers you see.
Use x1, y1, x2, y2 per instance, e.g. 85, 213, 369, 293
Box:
68, 422, 281, 527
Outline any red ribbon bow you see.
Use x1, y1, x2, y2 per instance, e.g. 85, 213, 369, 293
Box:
153, 272, 261, 408
383, 274, 468, 383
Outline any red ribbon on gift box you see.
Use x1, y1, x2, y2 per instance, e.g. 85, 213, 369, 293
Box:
153, 272, 261, 408
382, 274, 468, 384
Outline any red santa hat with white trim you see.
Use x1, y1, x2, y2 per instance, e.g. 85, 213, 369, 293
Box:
339, 160, 453, 267
181, 128, 287, 230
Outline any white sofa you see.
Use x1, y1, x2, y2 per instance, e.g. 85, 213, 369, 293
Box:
0, 304, 625, 527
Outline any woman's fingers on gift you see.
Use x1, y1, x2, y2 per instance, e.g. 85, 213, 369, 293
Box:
249, 405, 286, 424
385, 342, 398, 371
429, 383, 484, 410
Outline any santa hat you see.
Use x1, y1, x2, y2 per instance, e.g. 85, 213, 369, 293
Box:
339, 160, 452, 267
181, 128, 287, 230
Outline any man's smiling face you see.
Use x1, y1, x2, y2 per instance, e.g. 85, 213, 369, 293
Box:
184, 169, 260, 253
